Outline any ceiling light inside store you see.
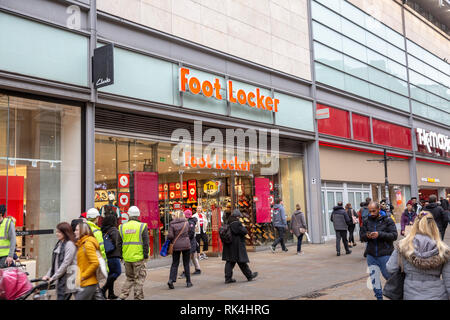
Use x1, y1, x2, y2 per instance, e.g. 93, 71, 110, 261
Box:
133, 155, 138, 158
97, 169, 101, 172
139, 153, 143, 155
112, 158, 116, 161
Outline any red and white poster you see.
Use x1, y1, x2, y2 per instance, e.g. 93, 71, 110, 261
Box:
396, 190, 403, 206
169, 183, 176, 191
188, 180, 197, 202
118, 174, 130, 188
118, 192, 130, 207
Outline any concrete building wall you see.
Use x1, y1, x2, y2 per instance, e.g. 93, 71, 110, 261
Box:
404, 7, 450, 62
96, 0, 312, 80
319, 146, 411, 185
347, 0, 403, 34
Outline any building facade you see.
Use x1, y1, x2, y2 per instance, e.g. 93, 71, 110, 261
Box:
0, 0, 449, 274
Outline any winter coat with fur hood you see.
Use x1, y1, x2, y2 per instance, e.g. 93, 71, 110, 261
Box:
386, 234, 450, 300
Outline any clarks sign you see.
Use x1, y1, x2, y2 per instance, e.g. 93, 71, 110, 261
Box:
416, 128, 450, 156
179, 67, 279, 113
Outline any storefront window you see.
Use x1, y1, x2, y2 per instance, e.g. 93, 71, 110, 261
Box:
95, 134, 306, 258
0, 93, 81, 276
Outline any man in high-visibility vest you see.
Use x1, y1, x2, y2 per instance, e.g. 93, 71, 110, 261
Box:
0, 204, 16, 268
86, 208, 108, 265
118, 206, 149, 300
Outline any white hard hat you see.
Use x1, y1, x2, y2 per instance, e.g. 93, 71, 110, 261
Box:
128, 206, 140, 217
108, 193, 115, 201
86, 208, 100, 219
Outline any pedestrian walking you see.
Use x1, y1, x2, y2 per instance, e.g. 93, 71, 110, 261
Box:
360, 201, 398, 300
345, 203, 358, 247
86, 208, 108, 265
401, 202, 417, 237
411, 197, 422, 215
424, 195, 447, 240
440, 196, 449, 211
193, 205, 209, 260
118, 206, 149, 300
74, 222, 102, 300
42, 222, 77, 300
222, 209, 258, 283
289, 204, 307, 255
331, 201, 352, 256
270, 198, 288, 253
0, 204, 16, 269
100, 214, 122, 300
167, 210, 192, 289
179, 209, 201, 279
386, 211, 450, 300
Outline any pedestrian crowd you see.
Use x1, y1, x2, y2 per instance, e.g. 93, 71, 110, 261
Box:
0, 193, 449, 300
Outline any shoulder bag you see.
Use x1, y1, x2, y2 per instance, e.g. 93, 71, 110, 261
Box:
168, 222, 188, 255
383, 250, 405, 300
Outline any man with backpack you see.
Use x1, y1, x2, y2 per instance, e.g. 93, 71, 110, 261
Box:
358, 198, 371, 227
270, 198, 288, 253
221, 209, 257, 284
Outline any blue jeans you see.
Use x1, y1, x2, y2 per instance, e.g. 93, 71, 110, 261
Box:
297, 234, 304, 252
367, 255, 391, 300
103, 257, 122, 296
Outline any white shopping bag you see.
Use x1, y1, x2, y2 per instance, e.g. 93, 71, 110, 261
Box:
305, 232, 312, 243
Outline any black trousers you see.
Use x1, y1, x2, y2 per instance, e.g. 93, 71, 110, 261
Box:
170, 250, 191, 283
272, 227, 286, 250
348, 224, 356, 244
196, 230, 209, 252
225, 261, 252, 281
439, 226, 447, 241
335, 230, 350, 253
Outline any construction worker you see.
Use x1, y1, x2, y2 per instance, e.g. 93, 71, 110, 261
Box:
0, 204, 16, 268
118, 206, 149, 300
86, 208, 108, 265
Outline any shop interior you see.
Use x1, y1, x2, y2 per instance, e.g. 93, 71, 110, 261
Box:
95, 134, 306, 257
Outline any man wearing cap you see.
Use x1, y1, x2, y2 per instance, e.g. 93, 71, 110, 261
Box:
0, 204, 16, 268
118, 206, 150, 300
86, 208, 108, 265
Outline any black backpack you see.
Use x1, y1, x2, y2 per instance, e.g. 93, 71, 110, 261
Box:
219, 223, 233, 244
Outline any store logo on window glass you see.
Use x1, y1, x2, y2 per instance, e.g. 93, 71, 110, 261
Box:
170, 120, 280, 175
179, 67, 279, 113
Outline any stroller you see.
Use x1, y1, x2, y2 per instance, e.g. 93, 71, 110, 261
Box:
0, 267, 55, 300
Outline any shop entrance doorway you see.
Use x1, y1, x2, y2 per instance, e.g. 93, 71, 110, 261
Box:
419, 188, 438, 202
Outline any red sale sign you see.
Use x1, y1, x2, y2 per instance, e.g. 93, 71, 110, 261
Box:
118, 174, 130, 188
118, 193, 130, 207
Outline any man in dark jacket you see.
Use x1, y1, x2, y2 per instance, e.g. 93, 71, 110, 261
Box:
222, 209, 258, 284
270, 198, 288, 253
360, 201, 398, 300
425, 194, 446, 240
330, 201, 352, 256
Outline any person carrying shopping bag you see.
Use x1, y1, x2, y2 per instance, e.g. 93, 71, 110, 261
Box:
74, 222, 104, 300
42, 222, 77, 300
289, 204, 307, 255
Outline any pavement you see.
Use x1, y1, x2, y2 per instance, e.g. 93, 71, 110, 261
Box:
111, 239, 379, 300
107, 229, 450, 300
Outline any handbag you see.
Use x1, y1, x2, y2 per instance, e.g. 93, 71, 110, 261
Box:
383, 250, 405, 300
160, 239, 170, 257
83, 246, 108, 281
168, 222, 188, 256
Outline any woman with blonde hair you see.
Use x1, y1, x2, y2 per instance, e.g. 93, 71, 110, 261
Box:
74, 222, 102, 300
386, 211, 450, 300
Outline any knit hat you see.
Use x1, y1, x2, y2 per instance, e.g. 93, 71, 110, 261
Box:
231, 209, 242, 217
184, 209, 193, 218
